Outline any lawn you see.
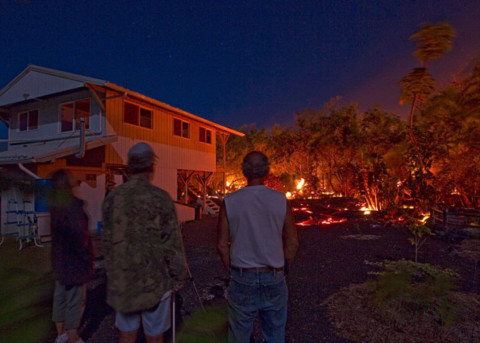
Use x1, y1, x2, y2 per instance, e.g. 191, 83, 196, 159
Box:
0, 237, 56, 343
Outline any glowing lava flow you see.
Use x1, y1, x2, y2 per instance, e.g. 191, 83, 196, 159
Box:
296, 178, 305, 190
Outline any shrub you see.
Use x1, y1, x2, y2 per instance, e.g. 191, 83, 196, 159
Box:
367, 259, 461, 326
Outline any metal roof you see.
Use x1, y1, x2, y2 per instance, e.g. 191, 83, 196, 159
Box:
0, 134, 117, 165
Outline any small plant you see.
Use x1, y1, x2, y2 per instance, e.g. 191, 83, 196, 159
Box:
367, 259, 460, 327
408, 222, 434, 262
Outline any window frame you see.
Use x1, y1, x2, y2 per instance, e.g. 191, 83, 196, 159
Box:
18, 109, 39, 132
199, 126, 213, 144
59, 98, 91, 133
173, 118, 190, 139
123, 101, 153, 129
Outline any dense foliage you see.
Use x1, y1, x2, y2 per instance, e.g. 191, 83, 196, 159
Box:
218, 22, 479, 211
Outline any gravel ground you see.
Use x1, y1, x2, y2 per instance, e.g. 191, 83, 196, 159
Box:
85, 215, 477, 343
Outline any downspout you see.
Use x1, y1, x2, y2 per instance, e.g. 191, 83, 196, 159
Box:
76, 117, 86, 158
18, 163, 40, 179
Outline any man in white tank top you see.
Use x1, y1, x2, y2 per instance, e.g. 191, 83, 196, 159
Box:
217, 151, 299, 343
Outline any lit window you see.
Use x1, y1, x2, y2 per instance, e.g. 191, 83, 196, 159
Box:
60, 103, 74, 132
199, 127, 212, 144
124, 102, 152, 129
173, 118, 190, 138
75, 99, 90, 130
60, 99, 90, 132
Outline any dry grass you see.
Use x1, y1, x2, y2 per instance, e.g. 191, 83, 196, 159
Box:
323, 283, 480, 343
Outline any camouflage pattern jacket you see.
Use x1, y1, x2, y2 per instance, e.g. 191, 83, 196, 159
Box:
101, 174, 187, 313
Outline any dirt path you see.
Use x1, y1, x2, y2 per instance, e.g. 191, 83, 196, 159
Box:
86, 215, 477, 343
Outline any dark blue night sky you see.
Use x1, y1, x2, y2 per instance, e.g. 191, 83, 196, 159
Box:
1, 0, 479, 134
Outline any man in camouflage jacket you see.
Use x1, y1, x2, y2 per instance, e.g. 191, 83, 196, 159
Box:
102, 142, 187, 343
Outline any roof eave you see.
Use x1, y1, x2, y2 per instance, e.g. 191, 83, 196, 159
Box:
104, 82, 244, 137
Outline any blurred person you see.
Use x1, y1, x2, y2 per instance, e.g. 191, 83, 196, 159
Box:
102, 142, 187, 343
217, 151, 299, 343
50, 169, 93, 343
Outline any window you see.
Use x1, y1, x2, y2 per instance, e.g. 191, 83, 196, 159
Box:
18, 110, 38, 131
75, 99, 90, 130
60, 99, 90, 132
199, 127, 212, 144
123, 102, 152, 129
173, 118, 190, 138
140, 108, 152, 128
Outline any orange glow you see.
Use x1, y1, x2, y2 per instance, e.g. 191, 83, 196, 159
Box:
296, 178, 305, 190
360, 206, 372, 215
420, 214, 430, 223
286, 191, 293, 199
321, 217, 347, 225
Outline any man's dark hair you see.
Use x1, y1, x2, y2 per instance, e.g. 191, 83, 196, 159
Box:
242, 151, 270, 179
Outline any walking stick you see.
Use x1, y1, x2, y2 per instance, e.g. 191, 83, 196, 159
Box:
180, 223, 206, 312
185, 261, 206, 312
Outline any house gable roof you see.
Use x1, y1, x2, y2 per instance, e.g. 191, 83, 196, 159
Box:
0, 65, 107, 107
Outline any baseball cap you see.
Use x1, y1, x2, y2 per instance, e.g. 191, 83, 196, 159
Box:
127, 142, 156, 171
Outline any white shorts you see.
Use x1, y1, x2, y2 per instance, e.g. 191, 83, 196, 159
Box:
115, 291, 172, 336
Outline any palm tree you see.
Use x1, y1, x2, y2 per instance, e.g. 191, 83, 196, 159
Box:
399, 22, 455, 145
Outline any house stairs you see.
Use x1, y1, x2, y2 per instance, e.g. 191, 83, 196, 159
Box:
188, 185, 221, 215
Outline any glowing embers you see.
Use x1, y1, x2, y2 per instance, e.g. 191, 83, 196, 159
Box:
320, 216, 348, 225
360, 206, 374, 215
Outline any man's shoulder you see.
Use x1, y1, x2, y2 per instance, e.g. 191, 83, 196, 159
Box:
226, 185, 286, 200
107, 180, 171, 202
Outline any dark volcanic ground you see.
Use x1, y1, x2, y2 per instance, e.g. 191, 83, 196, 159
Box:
86, 215, 477, 343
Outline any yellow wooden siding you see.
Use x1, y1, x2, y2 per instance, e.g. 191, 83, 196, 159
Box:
103, 91, 217, 167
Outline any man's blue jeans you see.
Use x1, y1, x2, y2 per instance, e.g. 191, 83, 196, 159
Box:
228, 269, 288, 343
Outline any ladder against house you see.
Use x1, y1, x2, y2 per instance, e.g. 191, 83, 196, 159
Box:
188, 185, 220, 215
1, 198, 43, 250
1, 199, 21, 246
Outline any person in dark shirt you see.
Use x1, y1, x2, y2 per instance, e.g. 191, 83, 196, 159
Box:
50, 169, 93, 343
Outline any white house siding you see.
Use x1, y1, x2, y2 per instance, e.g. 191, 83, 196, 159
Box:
76, 173, 106, 233
0, 66, 105, 107
109, 137, 215, 199
7, 89, 104, 144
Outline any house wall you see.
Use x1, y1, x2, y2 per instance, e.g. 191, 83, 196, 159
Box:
7, 89, 103, 146
103, 91, 217, 198
2, 87, 220, 236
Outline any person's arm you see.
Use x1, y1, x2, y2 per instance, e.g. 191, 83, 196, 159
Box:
217, 200, 231, 270
283, 201, 299, 266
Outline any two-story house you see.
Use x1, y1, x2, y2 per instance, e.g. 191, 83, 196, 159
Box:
0, 65, 242, 244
